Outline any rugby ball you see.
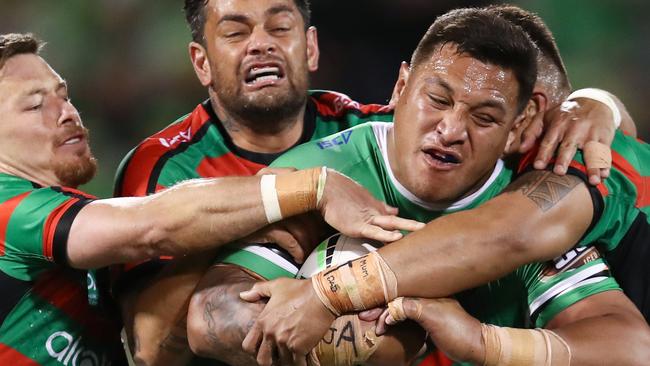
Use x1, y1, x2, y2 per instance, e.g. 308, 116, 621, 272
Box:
296, 233, 382, 279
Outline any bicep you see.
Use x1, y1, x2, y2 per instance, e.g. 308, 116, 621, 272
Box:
486, 170, 595, 261
67, 197, 153, 269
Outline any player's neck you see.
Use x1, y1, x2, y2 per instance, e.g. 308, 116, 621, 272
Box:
0, 160, 61, 187
209, 99, 306, 154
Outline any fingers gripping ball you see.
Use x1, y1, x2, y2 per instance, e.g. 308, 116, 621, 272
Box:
299, 234, 385, 366
311, 246, 398, 316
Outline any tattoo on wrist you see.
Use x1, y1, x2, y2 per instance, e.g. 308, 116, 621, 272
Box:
507, 171, 581, 212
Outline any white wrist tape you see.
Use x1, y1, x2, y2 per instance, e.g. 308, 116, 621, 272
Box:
316, 166, 327, 207
260, 175, 282, 223
567, 88, 622, 128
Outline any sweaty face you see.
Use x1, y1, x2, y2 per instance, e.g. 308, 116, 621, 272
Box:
201, 0, 318, 127
0, 54, 96, 187
389, 44, 523, 205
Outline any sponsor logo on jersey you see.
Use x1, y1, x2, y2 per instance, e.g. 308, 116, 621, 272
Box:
332, 94, 361, 114
46, 331, 111, 366
159, 127, 192, 148
540, 246, 602, 280
317, 130, 353, 149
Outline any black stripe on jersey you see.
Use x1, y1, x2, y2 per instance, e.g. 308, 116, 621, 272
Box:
205, 100, 317, 166
145, 112, 214, 195
50, 186, 95, 201
0, 270, 32, 326
605, 212, 650, 322
565, 166, 604, 239
265, 244, 300, 269
530, 269, 611, 323
52, 199, 93, 266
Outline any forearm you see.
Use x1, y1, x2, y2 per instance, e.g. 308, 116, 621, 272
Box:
187, 265, 262, 365
143, 178, 269, 256
380, 172, 591, 298
69, 168, 326, 268
121, 253, 216, 366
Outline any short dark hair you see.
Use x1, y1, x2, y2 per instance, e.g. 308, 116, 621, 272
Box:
184, 0, 312, 44
410, 8, 538, 113
485, 4, 571, 95
0, 33, 43, 70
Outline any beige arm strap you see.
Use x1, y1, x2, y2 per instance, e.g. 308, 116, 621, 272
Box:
482, 324, 571, 366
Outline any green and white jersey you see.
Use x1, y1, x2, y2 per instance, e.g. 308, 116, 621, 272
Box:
0, 174, 123, 365
216, 122, 619, 329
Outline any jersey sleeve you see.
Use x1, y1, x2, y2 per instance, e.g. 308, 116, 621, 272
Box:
0, 187, 94, 281
577, 133, 649, 251
517, 132, 649, 252
520, 246, 620, 327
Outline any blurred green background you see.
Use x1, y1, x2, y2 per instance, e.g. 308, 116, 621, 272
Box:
2, 0, 648, 197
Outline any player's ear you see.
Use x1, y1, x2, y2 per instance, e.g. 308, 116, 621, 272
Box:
189, 41, 212, 87
505, 92, 545, 155
389, 62, 410, 108
306, 26, 320, 72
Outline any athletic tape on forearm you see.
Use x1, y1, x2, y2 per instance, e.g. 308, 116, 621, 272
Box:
583, 141, 612, 170
312, 251, 398, 316
260, 167, 324, 223
481, 324, 571, 366
567, 88, 622, 128
307, 315, 381, 366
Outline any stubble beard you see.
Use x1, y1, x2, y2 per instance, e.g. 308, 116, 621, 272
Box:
53, 153, 98, 188
215, 73, 308, 134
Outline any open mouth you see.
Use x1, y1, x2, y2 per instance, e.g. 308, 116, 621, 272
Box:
59, 132, 85, 146
423, 149, 461, 165
245, 65, 285, 85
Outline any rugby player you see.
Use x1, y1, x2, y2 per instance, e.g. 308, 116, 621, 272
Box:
115, 1, 637, 364
0, 32, 421, 365
231, 7, 650, 365
115, 1, 637, 365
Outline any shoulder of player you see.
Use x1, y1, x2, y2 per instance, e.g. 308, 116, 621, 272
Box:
271, 123, 379, 170
308, 89, 393, 119
114, 103, 219, 196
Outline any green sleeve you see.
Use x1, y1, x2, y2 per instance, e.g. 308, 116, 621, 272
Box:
521, 246, 621, 327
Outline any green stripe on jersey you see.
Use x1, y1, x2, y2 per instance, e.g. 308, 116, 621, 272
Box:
575, 131, 650, 251
216, 246, 297, 280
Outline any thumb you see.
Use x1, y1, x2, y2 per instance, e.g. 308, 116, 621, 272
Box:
240, 281, 272, 302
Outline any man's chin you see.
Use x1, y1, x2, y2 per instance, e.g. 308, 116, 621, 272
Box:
53, 156, 98, 188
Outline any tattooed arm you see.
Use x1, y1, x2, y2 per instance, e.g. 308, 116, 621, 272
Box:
378, 169, 594, 297
187, 264, 425, 365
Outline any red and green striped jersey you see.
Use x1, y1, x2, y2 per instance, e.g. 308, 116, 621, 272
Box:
112, 90, 393, 281
114, 90, 393, 197
0, 173, 123, 365
519, 131, 650, 320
